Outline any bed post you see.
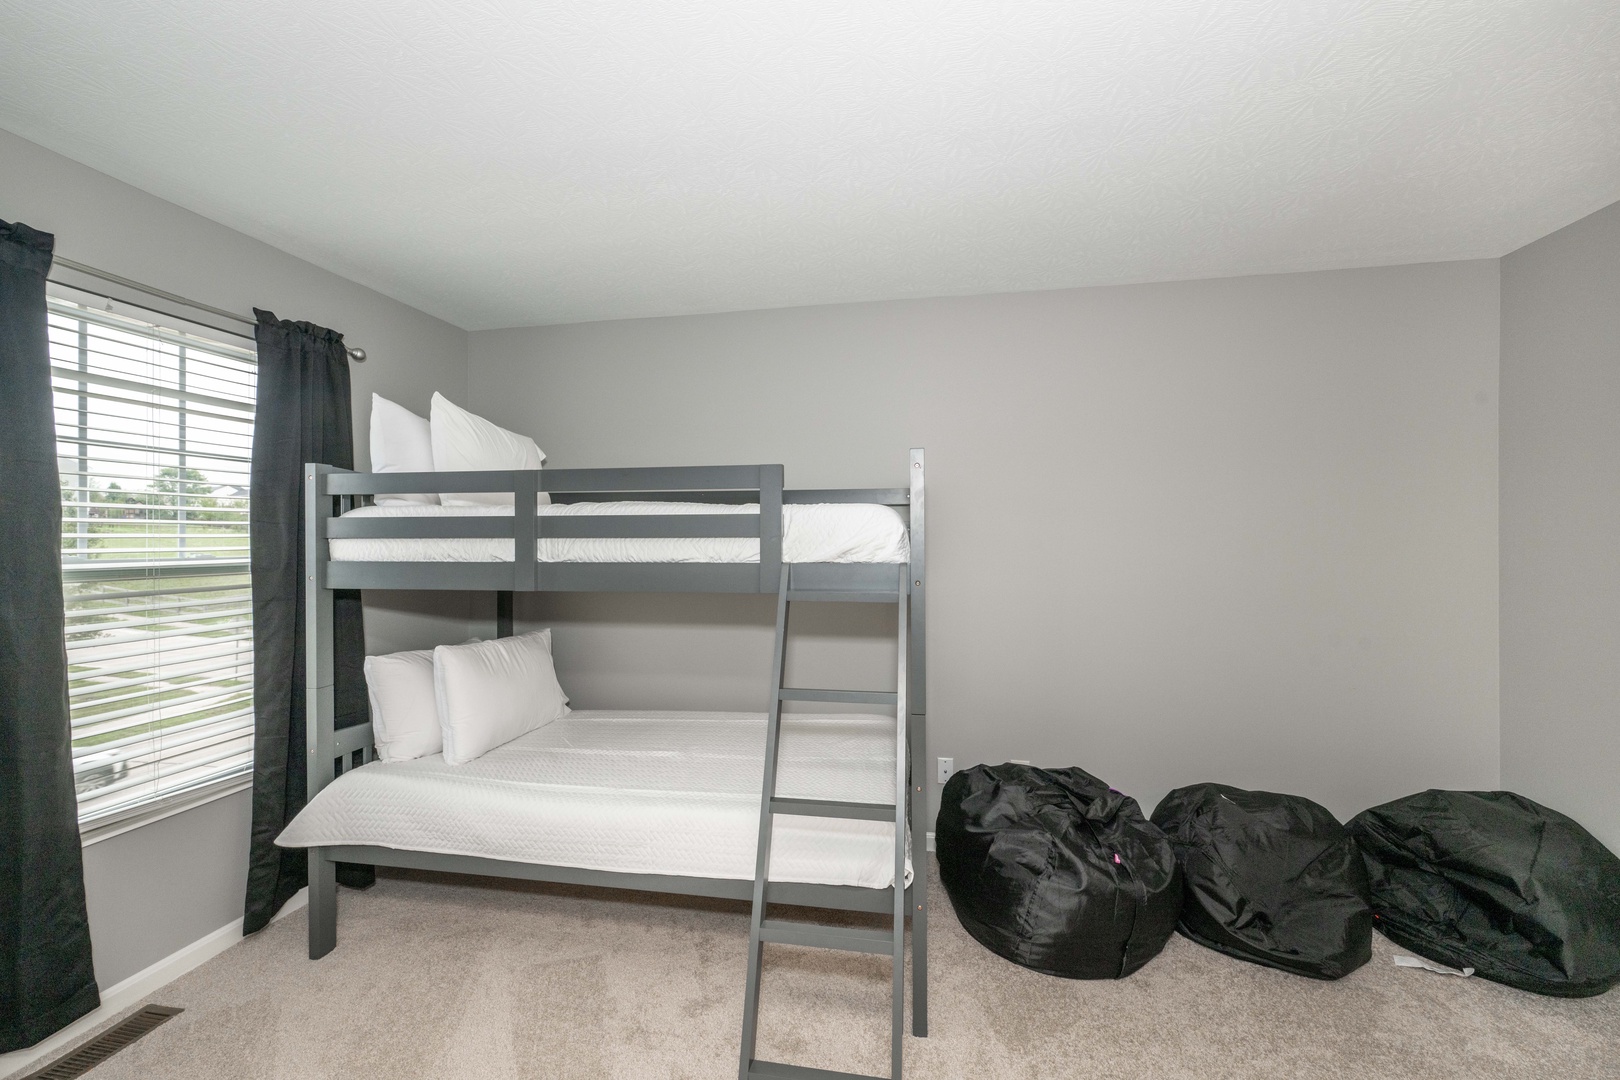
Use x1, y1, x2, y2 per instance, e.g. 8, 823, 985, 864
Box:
908, 447, 927, 1037
305, 463, 339, 959
513, 470, 539, 592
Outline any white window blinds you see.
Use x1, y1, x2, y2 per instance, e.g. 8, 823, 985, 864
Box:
49, 295, 258, 826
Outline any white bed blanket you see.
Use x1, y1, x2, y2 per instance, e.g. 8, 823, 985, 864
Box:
327, 501, 909, 564
276, 710, 911, 890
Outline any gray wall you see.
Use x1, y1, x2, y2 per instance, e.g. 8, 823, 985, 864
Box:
2, 128, 472, 988
79, 791, 251, 986
470, 261, 1502, 825
1500, 200, 1620, 853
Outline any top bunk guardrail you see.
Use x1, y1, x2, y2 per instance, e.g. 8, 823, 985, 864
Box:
304, 454, 922, 597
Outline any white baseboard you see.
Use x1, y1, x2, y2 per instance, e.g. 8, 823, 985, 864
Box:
0, 887, 307, 1078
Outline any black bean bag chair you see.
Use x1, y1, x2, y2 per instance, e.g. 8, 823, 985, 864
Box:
937, 764, 1182, 979
1350, 790, 1620, 998
1151, 784, 1372, 979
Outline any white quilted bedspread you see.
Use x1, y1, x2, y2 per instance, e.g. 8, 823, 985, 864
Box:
276, 710, 911, 890
327, 501, 909, 564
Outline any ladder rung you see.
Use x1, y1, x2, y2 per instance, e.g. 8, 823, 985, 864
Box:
779, 688, 898, 705
760, 919, 895, 955
749, 1061, 887, 1080
771, 797, 895, 821
787, 590, 900, 604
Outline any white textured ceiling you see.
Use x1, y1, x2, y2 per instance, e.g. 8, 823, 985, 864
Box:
1, 1, 1617, 330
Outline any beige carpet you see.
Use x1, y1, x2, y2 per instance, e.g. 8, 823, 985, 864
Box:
20, 859, 1619, 1080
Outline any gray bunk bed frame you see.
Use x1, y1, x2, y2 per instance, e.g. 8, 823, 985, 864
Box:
301, 450, 929, 1043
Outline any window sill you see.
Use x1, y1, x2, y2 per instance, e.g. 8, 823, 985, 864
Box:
79, 772, 253, 848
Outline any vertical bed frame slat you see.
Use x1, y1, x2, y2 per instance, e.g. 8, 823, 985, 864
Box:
513, 471, 539, 590
758, 464, 783, 592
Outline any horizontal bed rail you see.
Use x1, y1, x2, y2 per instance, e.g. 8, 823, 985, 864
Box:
324, 464, 779, 496
317, 845, 914, 915
324, 561, 772, 592
523, 488, 908, 505
538, 491, 757, 504
321, 472, 906, 505
785, 487, 910, 505
325, 513, 763, 540
322, 562, 907, 594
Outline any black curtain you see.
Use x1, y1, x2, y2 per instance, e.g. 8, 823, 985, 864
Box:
0, 220, 100, 1051
243, 309, 371, 936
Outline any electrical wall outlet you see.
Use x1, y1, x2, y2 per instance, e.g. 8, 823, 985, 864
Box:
937, 757, 954, 784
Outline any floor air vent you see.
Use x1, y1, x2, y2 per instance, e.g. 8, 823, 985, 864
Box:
22, 1005, 183, 1080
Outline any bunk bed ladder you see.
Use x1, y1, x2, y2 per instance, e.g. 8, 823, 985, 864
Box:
739, 565, 910, 1080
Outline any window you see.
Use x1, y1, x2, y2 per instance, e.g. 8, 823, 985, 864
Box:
49, 295, 257, 827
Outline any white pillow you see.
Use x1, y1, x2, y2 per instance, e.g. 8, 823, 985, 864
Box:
434, 630, 570, 765
364, 648, 441, 761
429, 392, 550, 507
364, 638, 483, 761
368, 394, 438, 506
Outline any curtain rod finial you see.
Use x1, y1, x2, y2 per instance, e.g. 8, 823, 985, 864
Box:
347, 347, 367, 363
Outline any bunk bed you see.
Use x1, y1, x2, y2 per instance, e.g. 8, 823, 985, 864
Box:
282, 452, 928, 1080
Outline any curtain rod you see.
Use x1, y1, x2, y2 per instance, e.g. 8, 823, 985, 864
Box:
52, 256, 368, 362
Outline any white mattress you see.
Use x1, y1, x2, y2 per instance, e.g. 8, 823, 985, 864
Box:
276, 710, 911, 890
327, 501, 909, 564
